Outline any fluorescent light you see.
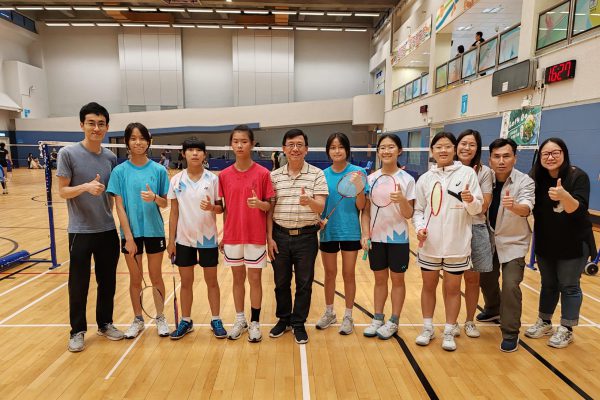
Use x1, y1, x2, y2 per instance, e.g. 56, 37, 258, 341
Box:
102, 7, 129, 12
159, 8, 185, 13
96, 23, 120, 27
244, 10, 270, 15
188, 9, 213, 13
345, 28, 367, 32
73, 6, 101, 11
222, 25, 244, 29
216, 9, 241, 14
299, 11, 325, 16
296, 27, 318, 31
46, 22, 69, 26
147, 24, 171, 28
173, 24, 195, 28
0, 7, 15, 10
196, 24, 219, 29
71, 23, 95, 27
122, 23, 145, 27
271, 26, 294, 30
248, 26, 269, 29
45, 6, 72, 11
464, 26, 472, 30
327, 12, 352, 16
482, 8, 493, 13
354, 13, 379, 17
272, 11, 296, 15
16, 6, 44, 11
320, 28, 342, 31
130, 7, 156, 12
457, 26, 465, 31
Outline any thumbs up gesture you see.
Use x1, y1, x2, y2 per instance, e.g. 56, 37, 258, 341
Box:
501, 189, 515, 210
548, 178, 567, 201
390, 183, 405, 203
86, 173, 105, 196
460, 183, 474, 203
200, 194, 214, 211
141, 183, 156, 203
247, 189, 260, 209
299, 186, 311, 206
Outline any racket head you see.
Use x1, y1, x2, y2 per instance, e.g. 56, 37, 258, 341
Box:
140, 286, 165, 319
430, 181, 443, 216
370, 174, 396, 207
337, 171, 367, 198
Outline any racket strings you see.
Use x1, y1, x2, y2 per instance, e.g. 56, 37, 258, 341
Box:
134, 257, 165, 319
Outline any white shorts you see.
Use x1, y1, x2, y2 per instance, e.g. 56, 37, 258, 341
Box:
417, 253, 472, 273
223, 244, 267, 268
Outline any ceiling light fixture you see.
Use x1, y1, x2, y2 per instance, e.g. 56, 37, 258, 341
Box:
296, 27, 318, 30
196, 24, 220, 28
159, 8, 186, 13
16, 6, 44, 11
320, 28, 342, 31
73, 6, 101, 11
216, 9, 241, 14
71, 22, 95, 26
327, 12, 352, 16
222, 25, 244, 29
45, 22, 69, 26
354, 13, 379, 17
102, 7, 129, 12
188, 9, 214, 13
130, 7, 156, 12
122, 23, 146, 27
96, 23, 120, 27
345, 28, 367, 32
271, 11, 296, 15
147, 24, 171, 28
271, 26, 294, 30
172, 24, 195, 28
0, 7, 15, 10
299, 11, 325, 16
45, 6, 72, 11
244, 10, 269, 15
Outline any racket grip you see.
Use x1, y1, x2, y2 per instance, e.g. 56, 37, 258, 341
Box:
418, 239, 425, 248
362, 239, 370, 260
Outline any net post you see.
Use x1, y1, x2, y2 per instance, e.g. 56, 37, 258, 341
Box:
42, 143, 60, 269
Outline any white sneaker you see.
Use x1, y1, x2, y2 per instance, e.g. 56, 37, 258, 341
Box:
525, 318, 553, 338
548, 326, 574, 349
376, 320, 398, 340
442, 331, 457, 351
363, 319, 384, 337
449, 323, 460, 337
227, 319, 248, 340
339, 315, 354, 335
68, 332, 85, 352
415, 327, 435, 346
155, 315, 170, 337
124, 318, 145, 339
316, 311, 337, 330
248, 321, 262, 343
464, 321, 480, 338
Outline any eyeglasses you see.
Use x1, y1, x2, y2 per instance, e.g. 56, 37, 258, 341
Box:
540, 150, 562, 159
377, 145, 398, 152
433, 145, 454, 151
285, 143, 306, 150
458, 142, 478, 149
84, 122, 107, 129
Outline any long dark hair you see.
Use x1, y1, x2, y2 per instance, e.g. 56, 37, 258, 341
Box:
532, 137, 572, 183
456, 129, 482, 171
326, 132, 351, 161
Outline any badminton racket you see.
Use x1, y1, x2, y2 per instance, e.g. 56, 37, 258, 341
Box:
171, 255, 179, 327
418, 181, 443, 248
322, 171, 367, 227
133, 256, 165, 319
362, 174, 397, 260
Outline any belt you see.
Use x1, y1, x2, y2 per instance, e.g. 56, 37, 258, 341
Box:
274, 223, 320, 236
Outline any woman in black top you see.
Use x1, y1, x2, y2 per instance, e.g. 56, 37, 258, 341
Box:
525, 138, 596, 348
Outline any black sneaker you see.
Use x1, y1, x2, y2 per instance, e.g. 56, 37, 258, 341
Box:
269, 319, 291, 338
476, 310, 500, 323
500, 338, 519, 352
293, 325, 309, 344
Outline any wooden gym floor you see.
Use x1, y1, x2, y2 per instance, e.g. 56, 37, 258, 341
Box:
1, 168, 599, 400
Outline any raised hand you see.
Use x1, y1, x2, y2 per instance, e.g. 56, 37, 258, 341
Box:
502, 189, 515, 210
390, 183, 405, 203
86, 174, 105, 196
247, 189, 261, 209
460, 183, 474, 203
548, 178, 567, 201
141, 183, 155, 202
200, 194, 213, 211
299, 186, 311, 206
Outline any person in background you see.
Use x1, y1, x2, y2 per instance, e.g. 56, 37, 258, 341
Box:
457, 45, 465, 56
525, 138, 596, 349
471, 31, 485, 48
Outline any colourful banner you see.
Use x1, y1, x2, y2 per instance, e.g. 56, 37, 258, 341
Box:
435, 0, 479, 32
500, 106, 542, 146
391, 17, 432, 66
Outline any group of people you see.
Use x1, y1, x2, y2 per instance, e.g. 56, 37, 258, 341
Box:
59, 102, 595, 355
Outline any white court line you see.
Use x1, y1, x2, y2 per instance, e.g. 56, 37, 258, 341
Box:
522, 281, 600, 328
105, 283, 180, 380
299, 344, 310, 400
0, 282, 67, 325
0, 259, 69, 298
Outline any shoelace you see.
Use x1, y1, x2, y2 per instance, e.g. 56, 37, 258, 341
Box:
213, 320, 224, 330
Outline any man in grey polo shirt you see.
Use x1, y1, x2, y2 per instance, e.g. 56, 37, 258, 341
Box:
57, 102, 124, 352
267, 128, 328, 344
477, 138, 535, 352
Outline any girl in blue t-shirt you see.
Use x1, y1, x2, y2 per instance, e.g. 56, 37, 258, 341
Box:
107, 122, 170, 339
316, 132, 367, 335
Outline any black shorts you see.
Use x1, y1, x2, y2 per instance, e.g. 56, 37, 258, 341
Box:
368, 242, 410, 273
175, 243, 219, 267
319, 240, 362, 253
121, 237, 166, 255
0, 160, 7, 168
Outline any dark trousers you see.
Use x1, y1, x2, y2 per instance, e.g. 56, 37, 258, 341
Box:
68, 230, 120, 335
271, 229, 319, 327
537, 244, 589, 327
479, 253, 525, 340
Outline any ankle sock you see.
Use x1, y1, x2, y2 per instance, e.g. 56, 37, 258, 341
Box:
326, 304, 334, 314
389, 315, 399, 324
236, 312, 245, 322
251, 307, 261, 322
424, 318, 433, 329
344, 308, 352, 318
374, 313, 385, 322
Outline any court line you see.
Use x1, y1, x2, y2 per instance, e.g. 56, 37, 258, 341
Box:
105, 283, 180, 380
299, 344, 311, 400
0, 282, 67, 325
0, 260, 69, 297
313, 279, 439, 400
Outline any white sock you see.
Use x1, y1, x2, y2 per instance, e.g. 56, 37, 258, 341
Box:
344, 308, 352, 318
326, 304, 334, 314
236, 312, 245, 322
444, 323, 455, 333
211, 316, 220, 321
183, 317, 191, 322
423, 318, 433, 329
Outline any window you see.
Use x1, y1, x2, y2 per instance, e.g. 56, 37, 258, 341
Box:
129, 105, 147, 112
408, 131, 422, 165
537, 1, 570, 50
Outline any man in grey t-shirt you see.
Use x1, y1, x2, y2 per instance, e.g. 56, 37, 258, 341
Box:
57, 102, 124, 352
